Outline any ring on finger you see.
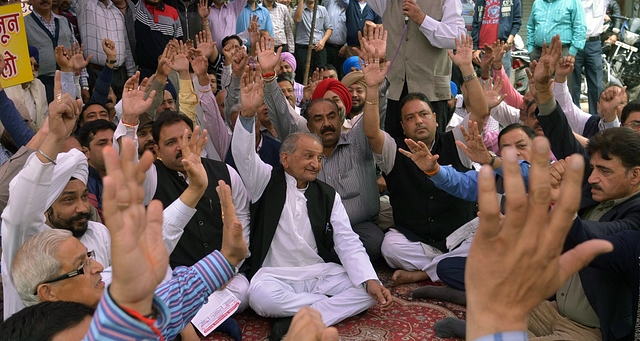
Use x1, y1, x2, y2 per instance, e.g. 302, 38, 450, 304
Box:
56, 93, 62, 104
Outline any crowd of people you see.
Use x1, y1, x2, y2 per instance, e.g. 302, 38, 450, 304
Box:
0, 0, 637, 340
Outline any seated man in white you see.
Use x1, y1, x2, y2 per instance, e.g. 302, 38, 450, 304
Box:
232, 67, 392, 340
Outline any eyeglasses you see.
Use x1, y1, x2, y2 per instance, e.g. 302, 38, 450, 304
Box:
33, 251, 95, 295
161, 99, 176, 106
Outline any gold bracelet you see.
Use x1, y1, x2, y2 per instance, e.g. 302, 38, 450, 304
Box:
424, 163, 440, 177
365, 100, 379, 105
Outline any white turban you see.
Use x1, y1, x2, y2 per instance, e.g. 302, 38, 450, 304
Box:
45, 148, 88, 209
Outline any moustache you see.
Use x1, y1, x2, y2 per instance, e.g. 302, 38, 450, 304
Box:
70, 212, 91, 224
107, 98, 114, 104
591, 184, 603, 191
320, 126, 335, 134
175, 151, 183, 159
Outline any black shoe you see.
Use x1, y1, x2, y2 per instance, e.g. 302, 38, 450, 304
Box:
215, 317, 242, 341
269, 316, 293, 341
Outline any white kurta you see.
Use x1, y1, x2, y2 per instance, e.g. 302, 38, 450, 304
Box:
231, 115, 379, 325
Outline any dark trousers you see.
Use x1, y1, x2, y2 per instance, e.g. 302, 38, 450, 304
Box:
38, 75, 55, 104
87, 64, 129, 102
294, 44, 327, 84
325, 43, 346, 78
385, 82, 451, 138
571, 39, 603, 116
436, 256, 466, 291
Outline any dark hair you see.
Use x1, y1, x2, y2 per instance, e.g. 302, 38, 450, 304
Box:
222, 35, 242, 48
498, 123, 536, 146
399, 92, 434, 120
78, 119, 117, 149
320, 64, 337, 72
0, 301, 94, 341
277, 73, 294, 86
152, 111, 194, 145
0, 129, 17, 154
586, 127, 640, 169
621, 99, 640, 124
303, 98, 339, 120
80, 102, 107, 123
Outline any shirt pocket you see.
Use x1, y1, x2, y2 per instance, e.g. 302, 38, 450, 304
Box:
336, 168, 360, 200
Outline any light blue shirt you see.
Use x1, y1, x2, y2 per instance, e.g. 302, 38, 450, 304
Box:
236, 2, 274, 46
429, 160, 530, 202
324, 0, 347, 45
526, 0, 586, 56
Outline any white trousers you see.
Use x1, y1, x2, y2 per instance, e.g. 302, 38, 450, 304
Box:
381, 229, 472, 282
248, 270, 376, 326
226, 273, 250, 313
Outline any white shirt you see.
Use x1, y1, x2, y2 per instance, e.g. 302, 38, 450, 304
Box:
583, 0, 606, 37
231, 115, 378, 285
366, 0, 466, 49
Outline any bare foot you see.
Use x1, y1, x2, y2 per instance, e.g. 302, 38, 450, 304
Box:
390, 270, 429, 286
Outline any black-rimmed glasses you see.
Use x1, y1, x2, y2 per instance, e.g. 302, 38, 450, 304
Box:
33, 251, 95, 295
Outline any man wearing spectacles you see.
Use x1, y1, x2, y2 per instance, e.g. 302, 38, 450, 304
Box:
621, 100, 640, 134
158, 90, 177, 115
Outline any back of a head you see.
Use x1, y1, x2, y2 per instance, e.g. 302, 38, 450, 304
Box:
586, 127, 640, 168
0, 301, 94, 341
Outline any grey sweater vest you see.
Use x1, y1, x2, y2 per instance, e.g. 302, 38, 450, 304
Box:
25, 14, 73, 77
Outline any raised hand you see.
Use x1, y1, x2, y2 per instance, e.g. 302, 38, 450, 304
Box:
359, 44, 390, 87
102, 38, 117, 61
491, 40, 508, 70
191, 52, 209, 77
195, 29, 216, 60
483, 78, 507, 109
217, 180, 248, 267
356, 24, 387, 60
157, 44, 174, 79
534, 35, 562, 87
302, 68, 322, 101
398, 138, 440, 173
555, 55, 575, 81
447, 34, 474, 69
54, 45, 74, 72
69, 42, 92, 72
240, 65, 265, 116
456, 121, 493, 164
479, 44, 494, 76
198, 0, 210, 20
222, 43, 236, 66
232, 47, 249, 78
181, 125, 208, 189
169, 41, 191, 73
102, 138, 162, 317
599, 85, 627, 122
121, 72, 156, 120
48, 71, 83, 140
255, 36, 282, 74
465, 139, 613, 340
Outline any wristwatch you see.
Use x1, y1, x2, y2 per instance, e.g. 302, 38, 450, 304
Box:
488, 151, 498, 166
106, 59, 117, 64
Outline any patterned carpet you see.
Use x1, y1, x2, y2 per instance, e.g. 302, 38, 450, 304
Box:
203, 263, 465, 341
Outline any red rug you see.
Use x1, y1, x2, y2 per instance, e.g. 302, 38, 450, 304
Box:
203, 264, 465, 341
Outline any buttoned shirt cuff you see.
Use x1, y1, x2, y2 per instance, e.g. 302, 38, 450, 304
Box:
601, 116, 620, 129
88, 289, 170, 339
472, 331, 528, 341
80, 68, 89, 87
569, 46, 579, 57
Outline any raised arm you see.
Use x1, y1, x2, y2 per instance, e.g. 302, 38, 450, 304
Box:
89, 39, 117, 106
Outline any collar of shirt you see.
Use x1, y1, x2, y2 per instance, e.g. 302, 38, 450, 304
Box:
597, 188, 640, 211
33, 10, 62, 23
285, 170, 309, 190
244, 2, 266, 11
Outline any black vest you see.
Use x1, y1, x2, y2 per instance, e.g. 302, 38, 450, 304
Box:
245, 167, 337, 280
384, 132, 476, 251
153, 159, 231, 268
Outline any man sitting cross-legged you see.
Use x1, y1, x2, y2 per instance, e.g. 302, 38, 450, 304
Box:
232, 65, 393, 340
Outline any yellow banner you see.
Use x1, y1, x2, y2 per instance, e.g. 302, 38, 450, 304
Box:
0, 3, 33, 88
